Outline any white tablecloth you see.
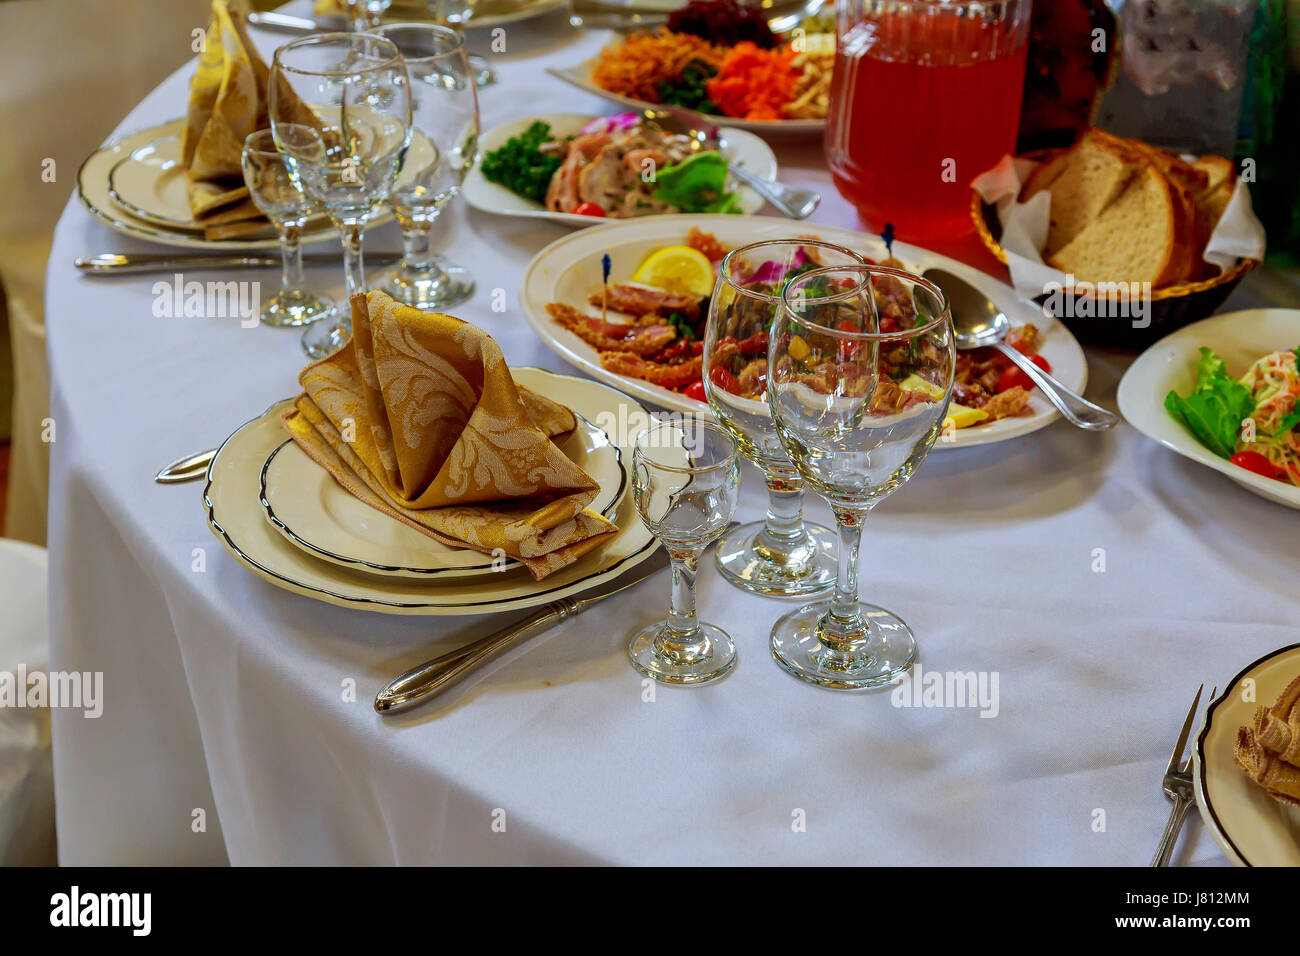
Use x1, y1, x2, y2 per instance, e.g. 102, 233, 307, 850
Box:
45, 8, 1300, 866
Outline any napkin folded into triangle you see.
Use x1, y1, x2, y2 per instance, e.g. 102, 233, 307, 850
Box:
1235, 673, 1300, 807
282, 291, 620, 579
181, 0, 315, 240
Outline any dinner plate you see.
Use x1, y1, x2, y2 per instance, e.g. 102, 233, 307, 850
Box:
1194, 644, 1300, 866
259, 379, 628, 579
461, 113, 778, 227
78, 119, 385, 251
108, 135, 196, 229
203, 371, 659, 615
546, 62, 825, 135
1117, 309, 1300, 510
519, 214, 1088, 449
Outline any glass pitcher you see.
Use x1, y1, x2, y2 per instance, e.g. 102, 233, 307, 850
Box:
825, 0, 1033, 243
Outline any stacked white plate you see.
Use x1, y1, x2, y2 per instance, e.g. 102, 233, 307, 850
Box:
79, 118, 373, 251
204, 368, 660, 615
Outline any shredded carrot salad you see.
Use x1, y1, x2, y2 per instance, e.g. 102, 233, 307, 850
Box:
590, 29, 725, 105
706, 42, 799, 120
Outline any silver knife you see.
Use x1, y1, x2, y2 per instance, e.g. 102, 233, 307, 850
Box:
247, 10, 346, 33
374, 546, 671, 714
77, 252, 402, 275
155, 448, 217, 484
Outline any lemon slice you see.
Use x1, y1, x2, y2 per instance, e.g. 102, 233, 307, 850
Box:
631, 246, 715, 298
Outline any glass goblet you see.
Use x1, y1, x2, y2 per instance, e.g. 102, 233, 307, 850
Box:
240, 129, 334, 328
704, 239, 867, 598
424, 0, 498, 87
269, 32, 412, 358
629, 420, 742, 686
373, 23, 480, 310
768, 265, 955, 689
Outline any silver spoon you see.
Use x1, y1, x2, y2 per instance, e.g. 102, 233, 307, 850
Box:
924, 267, 1119, 431
640, 108, 820, 220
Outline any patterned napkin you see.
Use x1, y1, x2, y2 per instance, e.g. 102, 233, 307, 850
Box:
282, 291, 620, 580
181, 0, 314, 240
1235, 674, 1300, 806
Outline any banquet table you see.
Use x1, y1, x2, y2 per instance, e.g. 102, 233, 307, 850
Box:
44, 7, 1300, 866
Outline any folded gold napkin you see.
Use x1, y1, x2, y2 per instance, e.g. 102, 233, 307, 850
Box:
181, 0, 315, 240
1235, 673, 1300, 807
282, 291, 619, 579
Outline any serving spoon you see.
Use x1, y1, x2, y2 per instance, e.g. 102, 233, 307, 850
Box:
923, 267, 1118, 431
640, 108, 820, 220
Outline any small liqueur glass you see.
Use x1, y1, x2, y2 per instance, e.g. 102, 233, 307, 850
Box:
704, 239, 867, 598
629, 420, 742, 686
240, 129, 334, 328
269, 32, 412, 358
767, 265, 955, 689
373, 23, 481, 310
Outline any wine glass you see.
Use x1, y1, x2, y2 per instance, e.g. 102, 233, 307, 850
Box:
240, 130, 335, 328
269, 33, 412, 358
373, 23, 480, 310
629, 420, 742, 686
424, 0, 498, 88
767, 265, 954, 689
342, 0, 392, 30
704, 239, 867, 598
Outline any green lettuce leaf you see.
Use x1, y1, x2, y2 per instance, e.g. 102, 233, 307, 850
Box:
652, 151, 739, 215
1164, 347, 1255, 459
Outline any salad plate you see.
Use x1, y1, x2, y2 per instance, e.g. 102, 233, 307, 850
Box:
1118, 309, 1300, 510
461, 112, 777, 227
79, 119, 387, 250
1194, 644, 1300, 866
546, 63, 826, 135
204, 370, 658, 616
259, 395, 628, 580
520, 214, 1087, 450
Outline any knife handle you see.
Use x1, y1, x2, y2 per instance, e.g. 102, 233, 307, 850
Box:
374, 597, 582, 714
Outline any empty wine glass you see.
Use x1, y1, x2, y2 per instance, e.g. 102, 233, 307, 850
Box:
424, 0, 498, 88
373, 23, 480, 310
704, 239, 868, 598
629, 420, 742, 686
240, 129, 335, 328
269, 32, 412, 358
768, 265, 955, 689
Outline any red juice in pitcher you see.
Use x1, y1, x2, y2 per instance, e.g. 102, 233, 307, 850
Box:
826, 1, 1031, 244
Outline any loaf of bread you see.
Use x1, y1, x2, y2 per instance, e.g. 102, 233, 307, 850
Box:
1019, 129, 1236, 287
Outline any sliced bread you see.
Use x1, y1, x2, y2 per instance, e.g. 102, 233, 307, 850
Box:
1047, 162, 1183, 286
1024, 130, 1138, 257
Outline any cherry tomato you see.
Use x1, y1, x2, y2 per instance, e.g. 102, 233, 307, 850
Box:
996, 354, 1052, 393
573, 202, 606, 217
738, 331, 769, 357
1229, 451, 1283, 480
835, 319, 860, 361
709, 365, 741, 394
682, 380, 707, 402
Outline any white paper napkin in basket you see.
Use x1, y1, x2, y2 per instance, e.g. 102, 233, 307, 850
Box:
972, 153, 1267, 300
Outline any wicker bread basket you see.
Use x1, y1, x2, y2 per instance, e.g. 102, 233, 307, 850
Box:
970, 158, 1259, 350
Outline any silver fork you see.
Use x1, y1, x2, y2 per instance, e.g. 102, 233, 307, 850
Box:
1149, 684, 1213, 867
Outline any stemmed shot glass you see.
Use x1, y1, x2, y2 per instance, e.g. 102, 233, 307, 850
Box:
629, 421, 742, 686
704, 240, 866, 597
373, 23, 481, 310
240, 130, 334, 328
767, 265, 955, 689
269, 33, 412, 359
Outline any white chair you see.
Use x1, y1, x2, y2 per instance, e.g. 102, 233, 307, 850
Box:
0, 539, 54, 864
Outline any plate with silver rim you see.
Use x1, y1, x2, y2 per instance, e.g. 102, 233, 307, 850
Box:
259, 399, 628, 580
1193, 643, 1300, 866
203, 369, 659, 616
78, 118, 386, 250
